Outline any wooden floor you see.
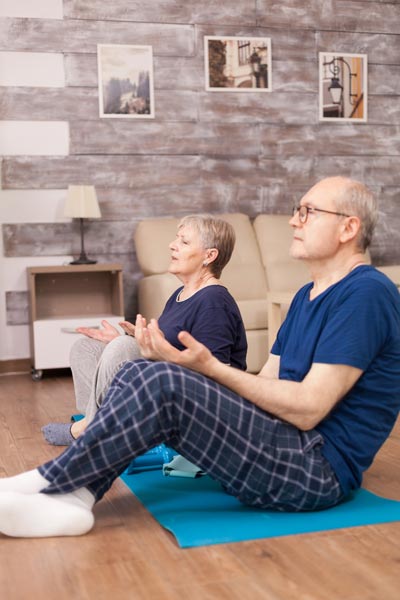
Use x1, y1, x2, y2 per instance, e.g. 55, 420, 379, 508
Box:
0, 372, 399, 600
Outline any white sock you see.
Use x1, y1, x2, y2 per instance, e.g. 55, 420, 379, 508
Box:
0, 469, 50, 494
0, 487, 95, 538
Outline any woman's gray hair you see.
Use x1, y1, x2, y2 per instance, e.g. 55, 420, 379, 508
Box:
177, 214, 235, 278
333, 177, 378, 251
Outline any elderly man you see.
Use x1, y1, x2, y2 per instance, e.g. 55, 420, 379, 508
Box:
1, 176, 399, 538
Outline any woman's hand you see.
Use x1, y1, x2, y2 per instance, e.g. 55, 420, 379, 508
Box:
75, 320, 120, 343
119, 321, 136, 337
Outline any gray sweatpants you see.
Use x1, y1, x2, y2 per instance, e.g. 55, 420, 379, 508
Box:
69, 335, 142, 423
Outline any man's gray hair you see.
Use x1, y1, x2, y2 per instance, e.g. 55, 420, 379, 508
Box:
333, 176, 378, 251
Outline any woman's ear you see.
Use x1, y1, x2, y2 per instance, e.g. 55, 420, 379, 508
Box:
205, 248, 219, 264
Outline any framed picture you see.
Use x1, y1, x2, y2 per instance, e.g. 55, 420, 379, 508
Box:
319, 52, 367, 122
97, 44, 155, 118
204, 36, 272, 92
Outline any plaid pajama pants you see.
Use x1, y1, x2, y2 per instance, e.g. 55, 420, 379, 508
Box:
39, 359, 344, 512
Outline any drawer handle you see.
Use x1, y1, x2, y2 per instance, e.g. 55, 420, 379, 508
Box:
61, 326, 100, 333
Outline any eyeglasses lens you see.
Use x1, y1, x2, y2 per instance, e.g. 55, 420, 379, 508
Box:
293, 206, 308, 223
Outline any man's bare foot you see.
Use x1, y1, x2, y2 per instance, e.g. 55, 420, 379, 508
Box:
71, 417, 87, 439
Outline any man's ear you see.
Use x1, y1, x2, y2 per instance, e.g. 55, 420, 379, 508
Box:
340, 216, 361, 244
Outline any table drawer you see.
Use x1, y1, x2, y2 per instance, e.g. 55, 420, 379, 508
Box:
32, 315, 124, 369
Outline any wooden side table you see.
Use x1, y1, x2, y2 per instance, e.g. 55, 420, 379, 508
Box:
27, 264, 124, 380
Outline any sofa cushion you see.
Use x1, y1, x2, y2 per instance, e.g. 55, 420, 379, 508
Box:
137, 273, 178, 321
212, 213, 267, 301
377, 265, 400, 286
135, 218, 178, 276
253, 214, 310, 292
236, 299, 268, 330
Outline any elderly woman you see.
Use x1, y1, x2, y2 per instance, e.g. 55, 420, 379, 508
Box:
42, 214, 247, 445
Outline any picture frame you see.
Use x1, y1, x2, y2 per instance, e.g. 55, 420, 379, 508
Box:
204, 36, 272, 92
97, 44, 155, 118
319, 52, 367, 122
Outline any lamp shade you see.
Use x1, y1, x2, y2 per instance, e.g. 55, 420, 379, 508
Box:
64, 185, 101, 219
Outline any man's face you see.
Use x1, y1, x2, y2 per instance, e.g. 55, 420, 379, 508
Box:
289, 179, 347, 262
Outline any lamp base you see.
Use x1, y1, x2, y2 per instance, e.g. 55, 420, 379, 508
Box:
69, 258, 97, 265
70, 219, 97, 265
69, 253, 97, 265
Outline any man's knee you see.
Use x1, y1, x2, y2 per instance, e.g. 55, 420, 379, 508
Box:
115, 360, 184, 390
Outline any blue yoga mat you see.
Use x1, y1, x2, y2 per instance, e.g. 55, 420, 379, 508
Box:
121, 469, 400, 548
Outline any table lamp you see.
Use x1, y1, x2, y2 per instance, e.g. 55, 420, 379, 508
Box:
64, 185, 101, 264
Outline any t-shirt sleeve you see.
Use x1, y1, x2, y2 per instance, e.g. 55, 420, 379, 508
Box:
313, 281, 392, 370
189, 306, 241, 364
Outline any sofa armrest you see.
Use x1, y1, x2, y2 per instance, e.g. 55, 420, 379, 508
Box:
267, 291, 295, 351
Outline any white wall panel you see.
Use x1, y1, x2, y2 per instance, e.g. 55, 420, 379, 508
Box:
0, 121, 69, 155
0, 190, 69, 223
0, 190, 72, 359
0, 4, 65, 361
0, 1, 63, 19
0, 325, 30, 363
0, 52, 65, 87
2, 256, 74, 291
0, 256, 73, 360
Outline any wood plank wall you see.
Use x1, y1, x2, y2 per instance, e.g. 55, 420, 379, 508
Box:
2, 0, 400, 324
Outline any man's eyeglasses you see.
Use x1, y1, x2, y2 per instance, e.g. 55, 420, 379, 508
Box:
292, 205, 350, 224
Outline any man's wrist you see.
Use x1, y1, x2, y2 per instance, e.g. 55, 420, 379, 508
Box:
205, 355, 228, 380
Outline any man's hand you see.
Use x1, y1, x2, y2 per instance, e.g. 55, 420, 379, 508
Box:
76, 319, 120, 343
135, 315, 171, 361
135, 315, 217, 376
173, 329, 217, 376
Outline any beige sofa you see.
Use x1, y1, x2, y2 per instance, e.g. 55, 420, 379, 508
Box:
134, 213, 311, 373
134, 213, 400, 373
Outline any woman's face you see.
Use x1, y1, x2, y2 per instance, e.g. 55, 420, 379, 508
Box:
168, 225, 208, 279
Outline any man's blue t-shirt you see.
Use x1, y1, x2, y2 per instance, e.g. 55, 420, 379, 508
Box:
271, 265, 400, 495
158, 285, 247, 371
